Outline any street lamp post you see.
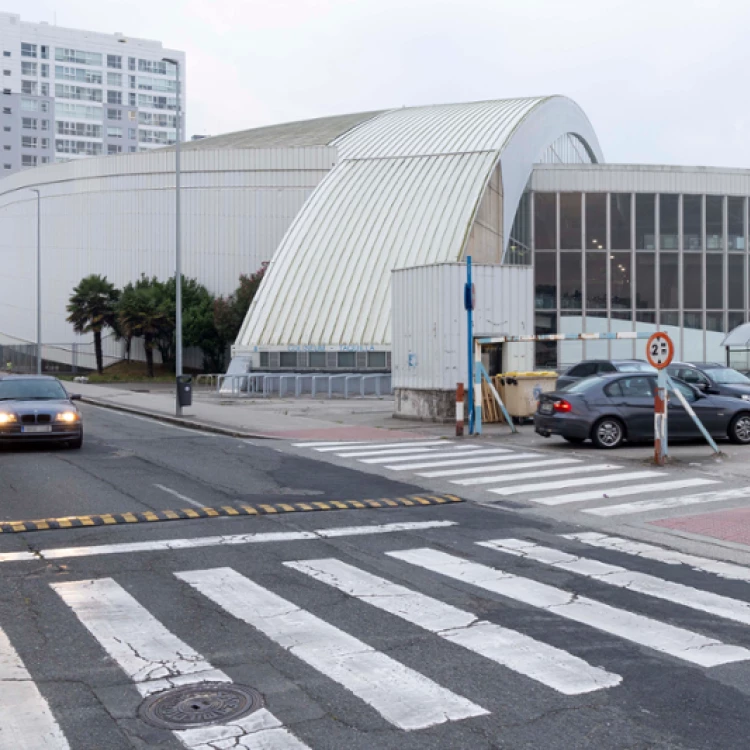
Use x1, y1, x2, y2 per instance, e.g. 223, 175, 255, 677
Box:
30, 189, 41, 374
163, 57, 183, 416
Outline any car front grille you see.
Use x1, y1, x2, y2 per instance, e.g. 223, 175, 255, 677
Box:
20, 414, 52, 424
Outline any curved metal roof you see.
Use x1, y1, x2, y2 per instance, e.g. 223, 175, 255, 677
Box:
237, 96, 602, 350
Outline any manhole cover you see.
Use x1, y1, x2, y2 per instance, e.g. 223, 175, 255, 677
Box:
138, 683, 264, 730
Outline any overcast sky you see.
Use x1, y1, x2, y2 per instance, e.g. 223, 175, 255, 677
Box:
6, 0, 748, 167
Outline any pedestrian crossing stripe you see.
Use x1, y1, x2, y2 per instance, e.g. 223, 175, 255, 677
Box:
0, 494, 464, 534
6, 533, 750, 747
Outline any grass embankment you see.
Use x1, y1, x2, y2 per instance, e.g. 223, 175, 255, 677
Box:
59, 361, 184, 383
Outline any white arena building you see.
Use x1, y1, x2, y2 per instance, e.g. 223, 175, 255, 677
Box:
1, 94, 748, 414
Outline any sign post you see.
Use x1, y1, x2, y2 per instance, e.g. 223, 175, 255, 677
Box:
646, 332, 675, 466
465, 256, 475, 434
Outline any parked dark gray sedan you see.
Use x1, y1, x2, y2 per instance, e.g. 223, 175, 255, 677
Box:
0, 375, 83, 448
555, 359, 656, 390
534, 372, 750, 448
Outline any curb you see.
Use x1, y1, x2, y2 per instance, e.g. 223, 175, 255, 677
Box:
80, 397, 275, 440
0, 494, 464, 533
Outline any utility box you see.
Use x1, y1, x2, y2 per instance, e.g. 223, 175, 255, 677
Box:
391, 262, 534, 421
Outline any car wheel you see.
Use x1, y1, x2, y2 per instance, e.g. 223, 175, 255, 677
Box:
729, 414, 750, 445
591, 418, 625, 449
563, 436, 585, 445
68, 434, 83, 449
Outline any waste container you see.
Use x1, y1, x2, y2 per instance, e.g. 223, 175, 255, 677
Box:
499, 371, 558, 418
176, 374, 193, 407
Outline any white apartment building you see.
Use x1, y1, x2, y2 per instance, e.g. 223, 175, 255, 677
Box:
0, 12, 184, 174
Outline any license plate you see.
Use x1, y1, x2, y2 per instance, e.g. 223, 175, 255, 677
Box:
22, 425, 52, 434
539, 403, 554, 415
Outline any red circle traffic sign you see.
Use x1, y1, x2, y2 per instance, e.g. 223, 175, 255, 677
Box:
646, 332, 674, 369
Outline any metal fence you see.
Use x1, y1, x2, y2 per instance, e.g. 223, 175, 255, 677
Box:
216, 372, 392, 399
0, 341, 123, 375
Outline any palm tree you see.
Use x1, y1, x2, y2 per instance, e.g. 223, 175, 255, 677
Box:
117, 277, 172, 378
66, 275, 120, 375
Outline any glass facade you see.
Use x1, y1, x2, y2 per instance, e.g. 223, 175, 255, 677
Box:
532, 190, 749, 368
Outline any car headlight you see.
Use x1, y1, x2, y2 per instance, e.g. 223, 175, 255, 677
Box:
742, 395, 750, 401
55, 411, 80, 423
0, 412, 16, 424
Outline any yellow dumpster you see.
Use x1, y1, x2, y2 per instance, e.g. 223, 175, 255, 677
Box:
499, 371, 558, 418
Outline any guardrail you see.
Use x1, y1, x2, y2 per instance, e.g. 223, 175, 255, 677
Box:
216, 372, 392, 399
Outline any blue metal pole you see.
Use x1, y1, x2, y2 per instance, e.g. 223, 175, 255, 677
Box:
466, 256, 474, 434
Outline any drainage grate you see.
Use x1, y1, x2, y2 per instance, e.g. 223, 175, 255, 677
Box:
138, 683, 264, 730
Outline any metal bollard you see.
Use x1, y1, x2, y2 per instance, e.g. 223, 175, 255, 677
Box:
456, 382, 465, 437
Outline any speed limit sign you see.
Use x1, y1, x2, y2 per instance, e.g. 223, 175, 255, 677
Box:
646, 332, 674, 369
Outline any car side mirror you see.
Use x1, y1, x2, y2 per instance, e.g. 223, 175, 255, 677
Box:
69, 394, 82, 401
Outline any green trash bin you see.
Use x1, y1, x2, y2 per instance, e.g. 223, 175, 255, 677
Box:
500, 371, 558, 418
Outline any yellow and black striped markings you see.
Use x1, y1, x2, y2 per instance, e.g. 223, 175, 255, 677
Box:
0, 494, 464, 534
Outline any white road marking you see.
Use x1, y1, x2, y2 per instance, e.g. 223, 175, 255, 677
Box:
51, 578, 308, 749
451, 461, 612, 487
6, 521, 456, 562
583, 487, 748, 516
153, 483, 205, 508
286, 558, 621, 695
360, 447, 485, 464
0, 626, 71, 750
384, 450, 515, 471
537, 478, 721, 506
293, 441, 372, 448
0, 551, 37, 562
177, 567, 487, 730
338, 445, 450, 458
315, 440, 452, 455
481, 538, 750, 628
488, 471, 662, 498
417, 453, 542, 477
388, 547, 750, 667
564, 532, 750, 584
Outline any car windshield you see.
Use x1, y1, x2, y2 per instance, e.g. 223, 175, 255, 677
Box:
560, 377, 602, 394
706, 368, 750, 385
0, 379, 68, 401
617, 362, 657, 373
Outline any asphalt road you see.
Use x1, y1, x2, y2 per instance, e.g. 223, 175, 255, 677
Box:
3, 406, 750, 749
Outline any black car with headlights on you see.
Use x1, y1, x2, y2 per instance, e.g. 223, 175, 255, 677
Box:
0, 375, 83, 448
534, 372, 750, 449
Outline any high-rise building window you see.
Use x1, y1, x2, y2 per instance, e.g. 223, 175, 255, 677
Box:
107, 72, 122, 87
586, 252, 607, 310
21, 81, 37, 95
706, 195, 723, 251
21, 43, 37, 58
128, 57, 136, 71
107, 90, 122, 105
21, 61, 37, 76
728, 197, 745, 251
659, 194, 679, 249
560, 193, 582, 249
585, 193, 606, 249
21, 117, 37, 129
635, 194, 655, 249
21, 154, 37, 166
534, 193, 556, 249
2, 51, 10, 58
2, 70, 9, 77
683, 194, 702, 250
107, 54, 122, 69
535, 252, 557, 309
610, 194, 631, 250
107, 108, 122, 121
55, 48, 102, 66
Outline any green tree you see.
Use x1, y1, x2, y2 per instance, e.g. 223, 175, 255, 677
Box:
214, 264, 268, 348
66, 275, 120, 375
117, 276, 172, 378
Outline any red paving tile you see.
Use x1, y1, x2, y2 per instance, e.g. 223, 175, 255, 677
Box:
269, 426, 430, 441
653, 507, 750, 546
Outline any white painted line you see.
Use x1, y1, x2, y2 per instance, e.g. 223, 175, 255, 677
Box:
315, 440, 452, 455
0, 551, 37, 563
481, 538, 750, 628
293, 441, 371, 448
384, 450, 515, 471
0, 626, 71, 750
286, 558, 621, 695
488, 471, 662, 498
153, 483, 205, 509
177, 567, 487, 730
13, 521, 457, 562
339, 445, 448, 459
51, 578, 308, 749
563, 532, 750, 584
417, 453, 541, 477
583, 487, 748, 517
451, 461, 610, 487
360, 447, 483, 463
388, 547, 750, 667
537, 477, 721, 506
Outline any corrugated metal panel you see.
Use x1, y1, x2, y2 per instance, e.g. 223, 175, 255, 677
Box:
238, 96, 603, 352
238, 152, 499, 348
531, 164, 750, 196
391, 264, 534, 391
0, 147, 335, 351
333, 98, 545, 158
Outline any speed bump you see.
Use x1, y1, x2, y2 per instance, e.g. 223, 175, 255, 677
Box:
0, 494, 463, 534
